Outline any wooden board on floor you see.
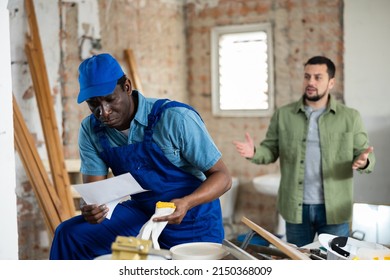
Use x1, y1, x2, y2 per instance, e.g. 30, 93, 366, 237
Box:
241, 216, 311, 260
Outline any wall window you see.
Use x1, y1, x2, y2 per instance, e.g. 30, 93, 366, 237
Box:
211, 23, 274, 117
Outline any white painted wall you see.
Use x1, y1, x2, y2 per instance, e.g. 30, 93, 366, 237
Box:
0, 0, 18, 259
62, 0, 101, 60
344, 0, 390, 205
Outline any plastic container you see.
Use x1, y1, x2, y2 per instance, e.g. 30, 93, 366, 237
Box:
319, 233, 390, 260
170, 242, 228, 260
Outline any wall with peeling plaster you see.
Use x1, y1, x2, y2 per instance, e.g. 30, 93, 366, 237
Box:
7, 0, 390, 259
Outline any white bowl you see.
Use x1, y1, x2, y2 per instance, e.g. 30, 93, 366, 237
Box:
170, 242, 228, 260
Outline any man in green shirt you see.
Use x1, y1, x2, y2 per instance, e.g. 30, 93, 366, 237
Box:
233, 56, 375, 247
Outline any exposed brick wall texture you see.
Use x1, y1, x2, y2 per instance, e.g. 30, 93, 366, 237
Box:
16, 0, 343, 258
185, 0, 343, 233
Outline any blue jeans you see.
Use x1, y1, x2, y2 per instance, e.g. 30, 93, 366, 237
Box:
285, 204, 350, 247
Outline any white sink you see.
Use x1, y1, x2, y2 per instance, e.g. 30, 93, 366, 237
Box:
252, 173, 281, 197
252, 173, 285, 237
220, 177, 239, 220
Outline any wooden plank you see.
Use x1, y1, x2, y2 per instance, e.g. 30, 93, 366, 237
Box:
13, 97, 64, 221
13, 95, 68, 237
241, 216, 311, 260
24, 0, 75, 217
124, 49, 144, 93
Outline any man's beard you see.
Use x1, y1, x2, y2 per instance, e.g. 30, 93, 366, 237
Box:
303, 87, 327, 102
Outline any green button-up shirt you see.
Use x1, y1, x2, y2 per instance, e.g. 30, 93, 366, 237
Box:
250, 95, 375, 224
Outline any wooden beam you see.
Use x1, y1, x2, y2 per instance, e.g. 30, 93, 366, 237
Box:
124, 49, 144, 93
13, 95, 69, 237
24, 0, 75, 217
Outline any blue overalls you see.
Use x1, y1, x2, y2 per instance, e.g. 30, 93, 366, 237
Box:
49, 99, 223, 259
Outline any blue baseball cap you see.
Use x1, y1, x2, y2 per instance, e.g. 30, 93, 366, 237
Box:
77, 53, 124, 104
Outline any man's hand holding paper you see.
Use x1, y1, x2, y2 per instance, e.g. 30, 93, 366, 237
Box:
73, 173, 149, 219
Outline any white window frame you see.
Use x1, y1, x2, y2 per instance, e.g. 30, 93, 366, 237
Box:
211, 23, 274, 117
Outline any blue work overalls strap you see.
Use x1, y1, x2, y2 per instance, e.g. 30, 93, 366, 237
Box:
92, 98, 224, 248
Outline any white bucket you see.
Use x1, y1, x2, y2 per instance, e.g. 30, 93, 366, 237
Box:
170, 242, 228, 260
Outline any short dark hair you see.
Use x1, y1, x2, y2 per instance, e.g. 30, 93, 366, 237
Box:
117, 75, 128, 91
304, 56, 336, 79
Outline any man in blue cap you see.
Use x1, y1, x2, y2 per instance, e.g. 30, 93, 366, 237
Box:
50, 53, 232, 259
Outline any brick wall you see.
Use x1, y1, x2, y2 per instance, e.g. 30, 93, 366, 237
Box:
185, 0, 344, 234
61, 0, 189, 159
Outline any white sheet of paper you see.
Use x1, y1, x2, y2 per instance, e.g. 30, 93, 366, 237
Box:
73, 173, 148, 219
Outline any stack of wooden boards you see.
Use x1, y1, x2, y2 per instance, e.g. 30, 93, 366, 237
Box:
13, 0, 75, 238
